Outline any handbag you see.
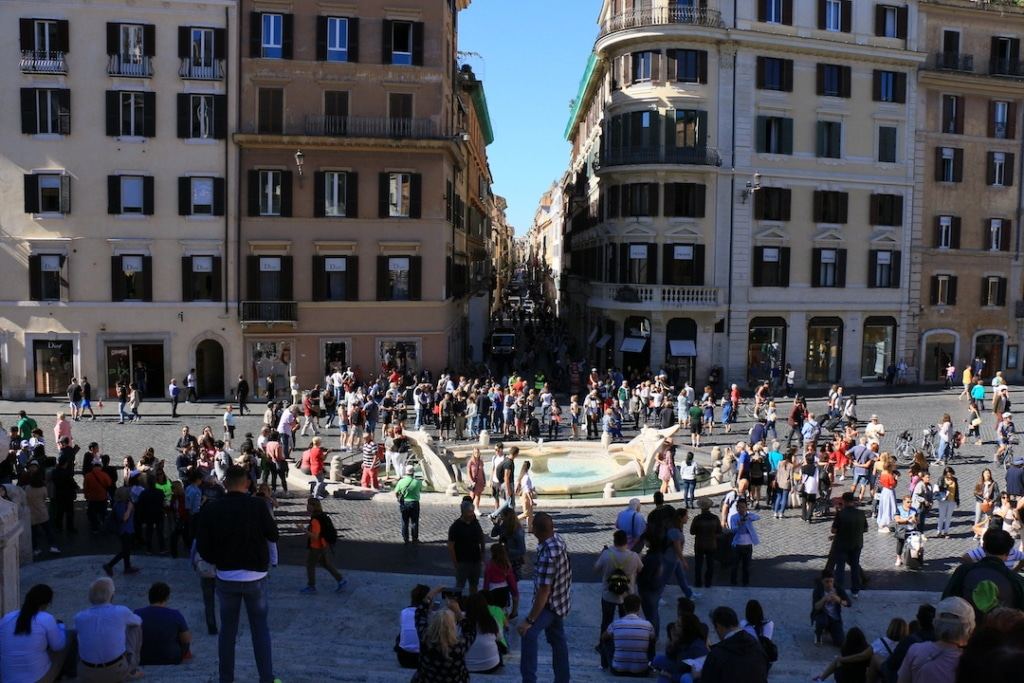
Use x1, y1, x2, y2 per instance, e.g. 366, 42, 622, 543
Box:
980, 500, 994, 514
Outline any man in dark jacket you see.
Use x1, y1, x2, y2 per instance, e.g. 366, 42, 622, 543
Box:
701, 606, 768, 683
690, 497, 722, 588
197, 465, 279, 683
942, 528, 1024, 619
236, 374, 250, 415
830, 492, 868, 595
811, 569, 850, 646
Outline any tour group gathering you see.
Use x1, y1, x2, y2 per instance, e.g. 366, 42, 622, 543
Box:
1, 322, 1024, 682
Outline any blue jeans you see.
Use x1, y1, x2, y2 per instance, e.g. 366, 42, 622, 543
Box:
520, 607, 570, 683
833, 545, 862, 593
216, 577, 274, 683
773, 488, 788, 514
639, 583, 666, 642
280, 433, 292, 460
674, 562, 694, 598
118, 400, 127, 422
681, 479, 696, 507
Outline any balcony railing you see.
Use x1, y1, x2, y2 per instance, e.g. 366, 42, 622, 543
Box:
179, 59, 224, 80
303, 115, 448, 139
20, 50, 66, 74
596, 146, 722, 169
929, 52, 974, 72
590, 283, 720, 308
990, 57, 1024, 77
107, 54, 153, 78
600, 6, 725, 37
241, 301, 298, 324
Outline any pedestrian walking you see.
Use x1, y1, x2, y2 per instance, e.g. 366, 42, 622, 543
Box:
102, 487, 138, 576
236, 374, 250, 415
299, 498, 345, 594
935, 467, 960, 538
448, 498, 485, 595
517, 511, 571, 683
185, 369, 198, 403
830, 492, 867, 596
728, 498, 760, 586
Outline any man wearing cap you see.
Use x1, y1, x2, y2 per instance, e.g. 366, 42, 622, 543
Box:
995, 411, 1016, 465
896, 597, 975, 683
864, 415, 885, 443
447, 497, 485, 594
690, 497, 721, 587
393, 464, 422, 544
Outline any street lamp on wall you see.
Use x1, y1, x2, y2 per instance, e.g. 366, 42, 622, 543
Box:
294, 149, 305, 177
740, 172, 762, 203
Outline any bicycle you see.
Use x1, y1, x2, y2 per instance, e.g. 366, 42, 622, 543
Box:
894, 430, 916, 465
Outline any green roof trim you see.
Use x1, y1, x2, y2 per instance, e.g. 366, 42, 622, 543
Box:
469, 82, 495, 146
564, 52, 598, 141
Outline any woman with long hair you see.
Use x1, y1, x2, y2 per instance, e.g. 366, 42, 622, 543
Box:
936, 413, 953, 465
974, 468, 1000, 529
23, 466, 60, 557
813, 626, 872, 682
516, 460, 537, 531
741, 599, 775, 640
483, 543, 519, 618
415, 603, 476, 682
875, 456, 899, 532
652, 612, 707, 683
490, 507, 526, 579
463, 592, 504, 674
0, 584, 68, 683
467, 448, 486, 515
936, 467, 960, 538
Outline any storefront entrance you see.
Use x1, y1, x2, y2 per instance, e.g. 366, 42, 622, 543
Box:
747, 317, 786, 385
621, 316, 651, 376
33, 339, 74, 396
861, 317, 896, 381
323, 341, 349, 377
666, 318, 697, 387
974, 334, 1005, 379
806, 317, 843, 385
105, 343, 165, 399
249, 340, 293, 401
923, 331, 956, 382
195, 339, 225, 398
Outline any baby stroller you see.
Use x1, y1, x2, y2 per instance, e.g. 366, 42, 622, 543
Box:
902, 531, 926, 570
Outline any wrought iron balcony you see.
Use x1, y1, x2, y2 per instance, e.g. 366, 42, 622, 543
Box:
20, 50, 66, 74
107, 55, 153, 78
600, 6, 725, 37
179, 59, 224, 80
596, 146, 722, 169
990, 57, 1024, 77
928, 52, 974, 72
303, 115, 448, 139
241, 301, 298, 324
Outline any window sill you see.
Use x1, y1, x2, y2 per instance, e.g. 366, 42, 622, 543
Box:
115, 136, 148, 143
185, 214, 218, 221
184, 138, 219, 145
115, 214, 148, 221
32, 134, 66, 141
32, 213, 66, 220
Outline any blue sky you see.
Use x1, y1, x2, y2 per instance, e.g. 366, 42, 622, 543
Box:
460, 1, 599, 236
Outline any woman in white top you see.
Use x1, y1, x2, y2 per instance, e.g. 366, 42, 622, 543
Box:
395, 584, 430, 669
740, 599, 774, 640
0, 584, 67, 683
516, 460, 537, 532
463, 593, 504, 674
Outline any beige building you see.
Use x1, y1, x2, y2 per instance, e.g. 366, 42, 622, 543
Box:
0, 0, 240, 399
490, 195, 515, 311
562, 0, 920, 388
528, 182, 565, 313
912, 0, 1024, 383
236, 0, 490, 394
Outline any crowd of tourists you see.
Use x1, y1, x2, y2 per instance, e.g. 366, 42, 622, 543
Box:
4, 320, 1024, 680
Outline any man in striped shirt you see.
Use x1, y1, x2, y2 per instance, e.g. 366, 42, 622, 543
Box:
601, 594, 655, 675
517, 512, 572, 683
359, 432, 380, 490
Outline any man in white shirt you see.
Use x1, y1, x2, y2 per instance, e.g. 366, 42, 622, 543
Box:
74, 577, 143, 680
185, 370, 198, 403
864, 415, 885, 443
329, 370, 344, 403
277, 405, 297, 460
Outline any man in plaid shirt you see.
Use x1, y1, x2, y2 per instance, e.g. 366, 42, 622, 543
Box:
517, 511, 572, 682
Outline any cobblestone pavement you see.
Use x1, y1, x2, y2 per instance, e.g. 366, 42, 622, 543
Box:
5, 385, 1017, 591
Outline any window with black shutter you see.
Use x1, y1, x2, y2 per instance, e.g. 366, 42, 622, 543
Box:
664, 183, 706, 218
29, 254, 66, 302
755, 116, 794, 154
756, 57, 793, 91
812, 191, 848, 223
754, 188, 791, 221
111, 254, 151, 302
21, 88, 70, 135
385, 21, 422, 66
257, 88, 284, 134
753, 246, 790, 287
870, 194, 903, 227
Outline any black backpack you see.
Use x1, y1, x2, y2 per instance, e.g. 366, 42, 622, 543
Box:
606, 557, 631, 595
314, 513, 338, 546
758, 634, 779, 664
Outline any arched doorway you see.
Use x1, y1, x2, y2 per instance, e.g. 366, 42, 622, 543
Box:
922, 330, 957, 383
196, 339, 225, 399
666, 318, 698, 387
973, 332, 1006, 379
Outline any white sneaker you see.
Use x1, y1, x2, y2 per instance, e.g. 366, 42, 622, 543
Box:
895, 558, 902, 566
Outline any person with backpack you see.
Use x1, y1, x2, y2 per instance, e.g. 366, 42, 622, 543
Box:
942, 528, 1024, 619
593, 529, 642, 669
299, 497, 345, 594
394, 465, 423, 544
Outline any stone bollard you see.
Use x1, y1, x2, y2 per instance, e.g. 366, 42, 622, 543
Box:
710, 463, 723, 486
603, 482, 616, 499
479, 430, 490, 447
445, 483, 460, 497
330, 455, 344, 482
601, 431, 612, 450
0, 495, 20, 615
